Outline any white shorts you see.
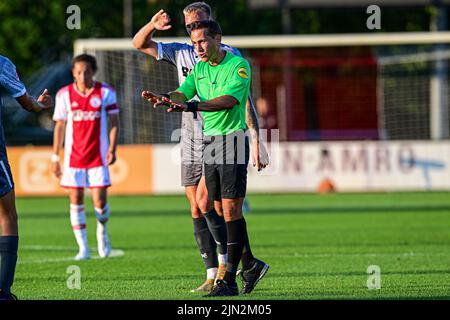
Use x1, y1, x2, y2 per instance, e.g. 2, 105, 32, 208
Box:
61, 166, 111, 189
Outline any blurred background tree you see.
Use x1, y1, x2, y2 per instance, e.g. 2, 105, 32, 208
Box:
0, 0, 442, 78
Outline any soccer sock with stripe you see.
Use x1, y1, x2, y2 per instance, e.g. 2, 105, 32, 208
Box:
95, 204, 111, 257
223, 219, 246, 284
70, 204, 88, 253
0, 236, 18, 295
240, 218, 255, 270
193, 217, 218, 279
94, 203, 110, 224
203, 209, 228, 256
95, 204, 110, 242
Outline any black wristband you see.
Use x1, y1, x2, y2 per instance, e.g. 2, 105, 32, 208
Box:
186, 101, 199, 112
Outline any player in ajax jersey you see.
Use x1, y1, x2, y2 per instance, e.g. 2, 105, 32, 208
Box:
52, 54, 119, 261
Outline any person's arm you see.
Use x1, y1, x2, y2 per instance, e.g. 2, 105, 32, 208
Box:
0, 58, 53, 112
142, 69, 196, 108
51, 88, 70, 178
246, 95, 260, 142
160, 94, 238, 113
196, 95, 238, 111
245, 95, 269, 171
107, 114, 119, 166
141, 90, 187, 109
16, 89, 53, 112
51, 120, 66, 178
132, 9, 172, 58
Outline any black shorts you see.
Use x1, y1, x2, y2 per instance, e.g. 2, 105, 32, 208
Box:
203, 130, 249, 200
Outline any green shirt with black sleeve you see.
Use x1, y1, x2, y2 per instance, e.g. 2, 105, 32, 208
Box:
177, 51, 251, 136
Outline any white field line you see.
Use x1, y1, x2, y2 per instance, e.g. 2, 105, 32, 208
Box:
18, 245, 443, 264
271, 252, 445, 258
18, 245, 124, 264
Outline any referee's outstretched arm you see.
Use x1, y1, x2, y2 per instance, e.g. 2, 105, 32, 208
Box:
161, 92, 238, 113
193, 95, 237, 111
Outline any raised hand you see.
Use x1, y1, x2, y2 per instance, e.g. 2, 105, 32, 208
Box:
151, 9, 172, 31
37, 89, 53, 109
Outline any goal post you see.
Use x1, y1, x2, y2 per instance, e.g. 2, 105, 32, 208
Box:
74, 32, 450, 54
74, 32, 450, 144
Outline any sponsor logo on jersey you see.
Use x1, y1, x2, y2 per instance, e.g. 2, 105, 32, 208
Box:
89, 96, 102, 108
237, 67, 248, 79
182, 66, 192, 77
72, 110, 101, 122
71, 101, 79, 108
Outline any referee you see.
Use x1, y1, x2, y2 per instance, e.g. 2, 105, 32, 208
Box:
155, 20, 269, 297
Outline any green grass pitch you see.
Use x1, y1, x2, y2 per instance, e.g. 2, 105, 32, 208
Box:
12, 192, 450, 300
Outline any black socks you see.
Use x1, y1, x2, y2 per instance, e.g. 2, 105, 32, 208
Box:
0, 236, 19, 295
203, 209, 228, 255
193, 217, 218, 269
241, 218, 255, 270
223, 219, 247, 284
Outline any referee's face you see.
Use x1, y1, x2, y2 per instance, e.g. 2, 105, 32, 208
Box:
191, 28, 220, 63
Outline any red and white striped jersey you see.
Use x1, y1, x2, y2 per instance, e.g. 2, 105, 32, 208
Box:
53, 82, 119, 169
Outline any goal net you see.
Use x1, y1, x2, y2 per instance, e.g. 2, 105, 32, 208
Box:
74, 33, 450, 144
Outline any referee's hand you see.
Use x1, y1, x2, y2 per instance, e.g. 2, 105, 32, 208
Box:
142, 91, 186, 112
141, 90, 159, 104
252, 140, 270, 172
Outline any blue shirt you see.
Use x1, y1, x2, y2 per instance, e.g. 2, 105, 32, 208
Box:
0, 55, 27, 157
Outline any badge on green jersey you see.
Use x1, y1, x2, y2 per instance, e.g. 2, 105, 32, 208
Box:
238, 67, 248, 79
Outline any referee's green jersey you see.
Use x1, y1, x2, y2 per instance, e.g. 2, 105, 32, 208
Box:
177, 51, 250, 136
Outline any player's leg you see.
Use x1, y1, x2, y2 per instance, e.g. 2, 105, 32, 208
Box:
0, 189, 19, 300
61, 167, 89, 260
69, 188, 90, 260
91, 187, 111, 258
185, 184, 217, 292
196, 176, 227, 283
231, 135, 269, 294
88, 166, 112, 258
212, 195, 269, 297
221, 198, 246, 286
184, 161, 221, 291
219, 199, 268, 295
206, 131, 268, 297
203, 156, 241, 297
214, 200, 223, 216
